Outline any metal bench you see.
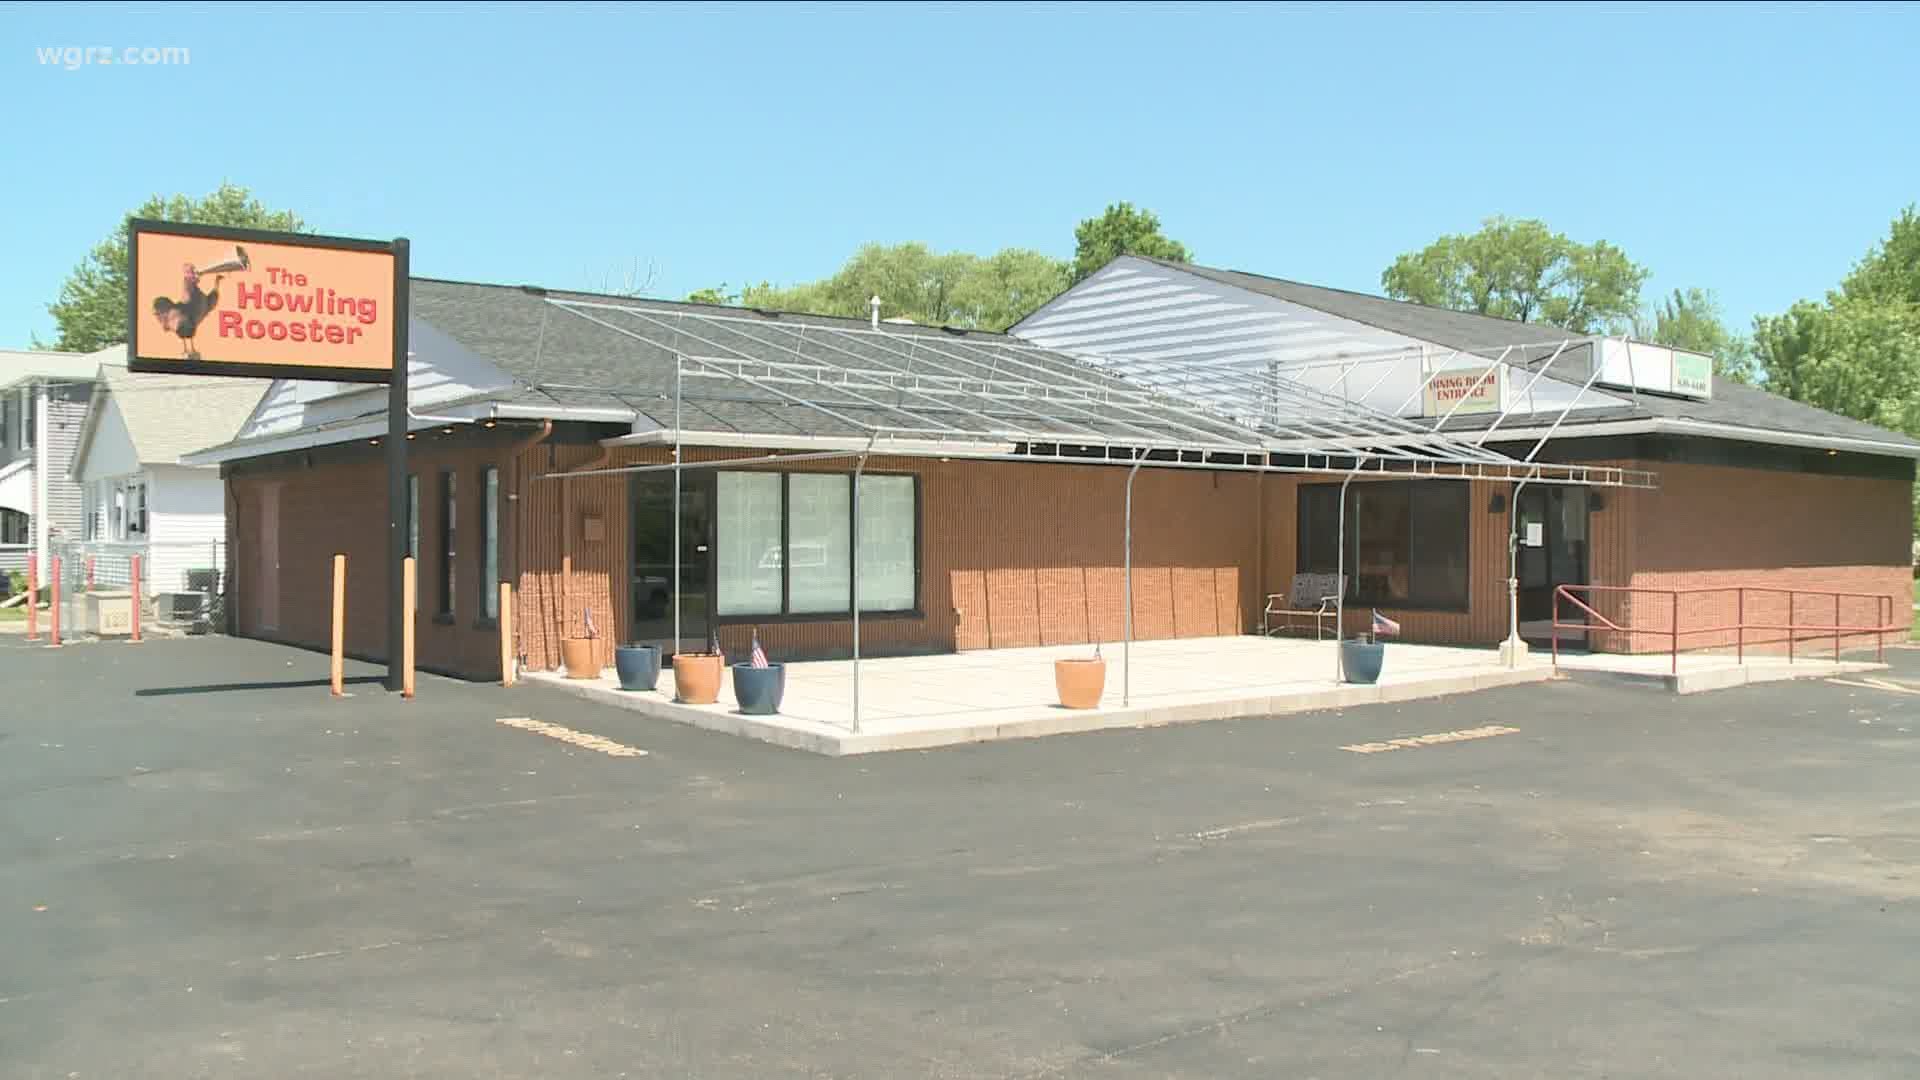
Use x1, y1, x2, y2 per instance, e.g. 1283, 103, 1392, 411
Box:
1262, 572, 1345, 640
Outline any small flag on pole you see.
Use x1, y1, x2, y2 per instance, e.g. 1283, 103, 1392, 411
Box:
750, 629, 769, 669
709, 629, 722, 657
1371, 609, 1401, 639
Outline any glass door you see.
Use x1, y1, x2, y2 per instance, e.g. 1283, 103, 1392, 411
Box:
629, 472, 712, 655
1517, 487, 1589, 646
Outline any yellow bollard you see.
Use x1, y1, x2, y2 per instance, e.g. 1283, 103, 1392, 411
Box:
500, 581, 515, 687
402, 556, 417, 699
330, 554, 346, 697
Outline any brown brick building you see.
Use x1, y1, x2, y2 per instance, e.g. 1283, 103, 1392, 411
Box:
190, 270, 1917, 680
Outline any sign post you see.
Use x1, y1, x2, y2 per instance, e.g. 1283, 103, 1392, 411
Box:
386, 239, 410, 693
128, 220, 411, 693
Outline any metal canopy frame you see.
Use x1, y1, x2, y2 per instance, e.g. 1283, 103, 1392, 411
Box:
530, 298, 1656, 731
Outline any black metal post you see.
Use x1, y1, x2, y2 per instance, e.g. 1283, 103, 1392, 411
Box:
386, 238, 410, 692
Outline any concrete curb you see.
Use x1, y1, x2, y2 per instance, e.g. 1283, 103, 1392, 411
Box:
1556, 659, 1889, 695
523, 663, 1558, 757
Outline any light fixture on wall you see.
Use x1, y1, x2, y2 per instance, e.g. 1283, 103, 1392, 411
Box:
1487, 493, 1507, 514
1590, 492, 1607, 512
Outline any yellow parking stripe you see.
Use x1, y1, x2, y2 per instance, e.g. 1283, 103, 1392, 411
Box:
1341, 724, 1520, 754
496, 717, 648, 757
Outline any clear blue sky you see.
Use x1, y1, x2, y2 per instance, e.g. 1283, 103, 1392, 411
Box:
5, 2, 1916, 346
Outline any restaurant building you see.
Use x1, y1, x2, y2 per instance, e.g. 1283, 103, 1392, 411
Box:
184, 264, 1915, 680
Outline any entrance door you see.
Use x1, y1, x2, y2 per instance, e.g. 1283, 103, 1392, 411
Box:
1517, 487, 1589, 646
256, 481, 281, 633
629, 472, 711, 655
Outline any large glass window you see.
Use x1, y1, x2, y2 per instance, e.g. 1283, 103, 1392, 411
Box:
714, 471, 917, 617
716, 472, 783, 615
1297, 482, 1470, 610
857, 475, 916, 611
787, 474, 850, 613
481, 467, 500, 620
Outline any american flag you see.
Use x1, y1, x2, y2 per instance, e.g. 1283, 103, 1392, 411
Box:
1371, 610, 1401, 639
583, 606, 597, 639
750, 629, 769, 668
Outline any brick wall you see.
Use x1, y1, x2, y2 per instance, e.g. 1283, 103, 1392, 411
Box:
513, 445, 1264, 675
224, 433, 1917, 679
227, 437, 521, 680
1611, 460, 1912, 655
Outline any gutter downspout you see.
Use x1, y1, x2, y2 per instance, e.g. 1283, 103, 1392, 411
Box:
506, 420, 553, 677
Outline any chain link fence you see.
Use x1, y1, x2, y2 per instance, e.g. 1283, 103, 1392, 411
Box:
48, 539, 227, 638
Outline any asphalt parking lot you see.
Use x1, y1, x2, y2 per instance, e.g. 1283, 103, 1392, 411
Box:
3, 634, 1918, 1078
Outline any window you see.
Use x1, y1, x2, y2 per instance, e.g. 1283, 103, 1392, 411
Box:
1296, 482, 1470, 610
714, 471, 917, 618
23, 389, 34, 450
857, 475, 916, 611
438, 472, 456, 617
0, 393, 13, 449
127, 481, 147, 538
0, 508, 27, 545
787, 474, 850, 613
716, 472, 782, 615
481, 467, 499, 621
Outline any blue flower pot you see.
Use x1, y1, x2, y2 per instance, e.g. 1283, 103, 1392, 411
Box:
1340, 639, 1385, 685
614, 644, 661, 692
732, 663, 786, 715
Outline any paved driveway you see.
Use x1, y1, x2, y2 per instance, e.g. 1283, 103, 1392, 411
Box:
3, 635, 1918, 1077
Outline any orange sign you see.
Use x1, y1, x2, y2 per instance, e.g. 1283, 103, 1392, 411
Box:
128, 221, 400, 382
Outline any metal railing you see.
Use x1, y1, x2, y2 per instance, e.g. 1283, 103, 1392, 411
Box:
1551, 583, 1903, 675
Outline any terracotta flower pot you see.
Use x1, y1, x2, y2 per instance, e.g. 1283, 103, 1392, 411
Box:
560, 637, 600, 679
672, 652, 725, 704
1054, 657, 1107, 709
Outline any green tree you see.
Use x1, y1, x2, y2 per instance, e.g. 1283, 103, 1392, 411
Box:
1751, 298, 1920, 439
1069, 202, 1192, 283
1636, 287, 1756, 383
691, 242, 1068, 331
1381, 216, 1649, 334
1840, 204, 1920, 305
46, 182, 305, 352
1752, 206, 1920, 538
684, 284, 738, 306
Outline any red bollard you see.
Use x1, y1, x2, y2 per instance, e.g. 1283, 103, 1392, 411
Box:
24, 555, 38, 641
47, 556, 61, 648
129, 554, 142, 643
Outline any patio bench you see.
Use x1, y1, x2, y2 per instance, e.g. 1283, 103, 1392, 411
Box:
1262, 572, 1345, 640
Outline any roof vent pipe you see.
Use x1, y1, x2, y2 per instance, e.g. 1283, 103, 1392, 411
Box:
869, 294, 882, 330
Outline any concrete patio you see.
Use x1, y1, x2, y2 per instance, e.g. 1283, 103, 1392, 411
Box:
523, 635, 1554, 755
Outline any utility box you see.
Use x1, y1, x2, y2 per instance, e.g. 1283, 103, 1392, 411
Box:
87, 591, 134, 637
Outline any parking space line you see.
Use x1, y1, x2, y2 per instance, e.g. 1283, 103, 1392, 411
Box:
1825, 677, 1920, 695
1341, 724, 1520, 754
496, 717, 648, 757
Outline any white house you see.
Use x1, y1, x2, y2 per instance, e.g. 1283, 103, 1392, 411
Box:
0, 347, 99, 578
68, 357, 265, 607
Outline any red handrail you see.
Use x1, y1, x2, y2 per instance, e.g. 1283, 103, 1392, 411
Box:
1551, 583, 1902, 675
